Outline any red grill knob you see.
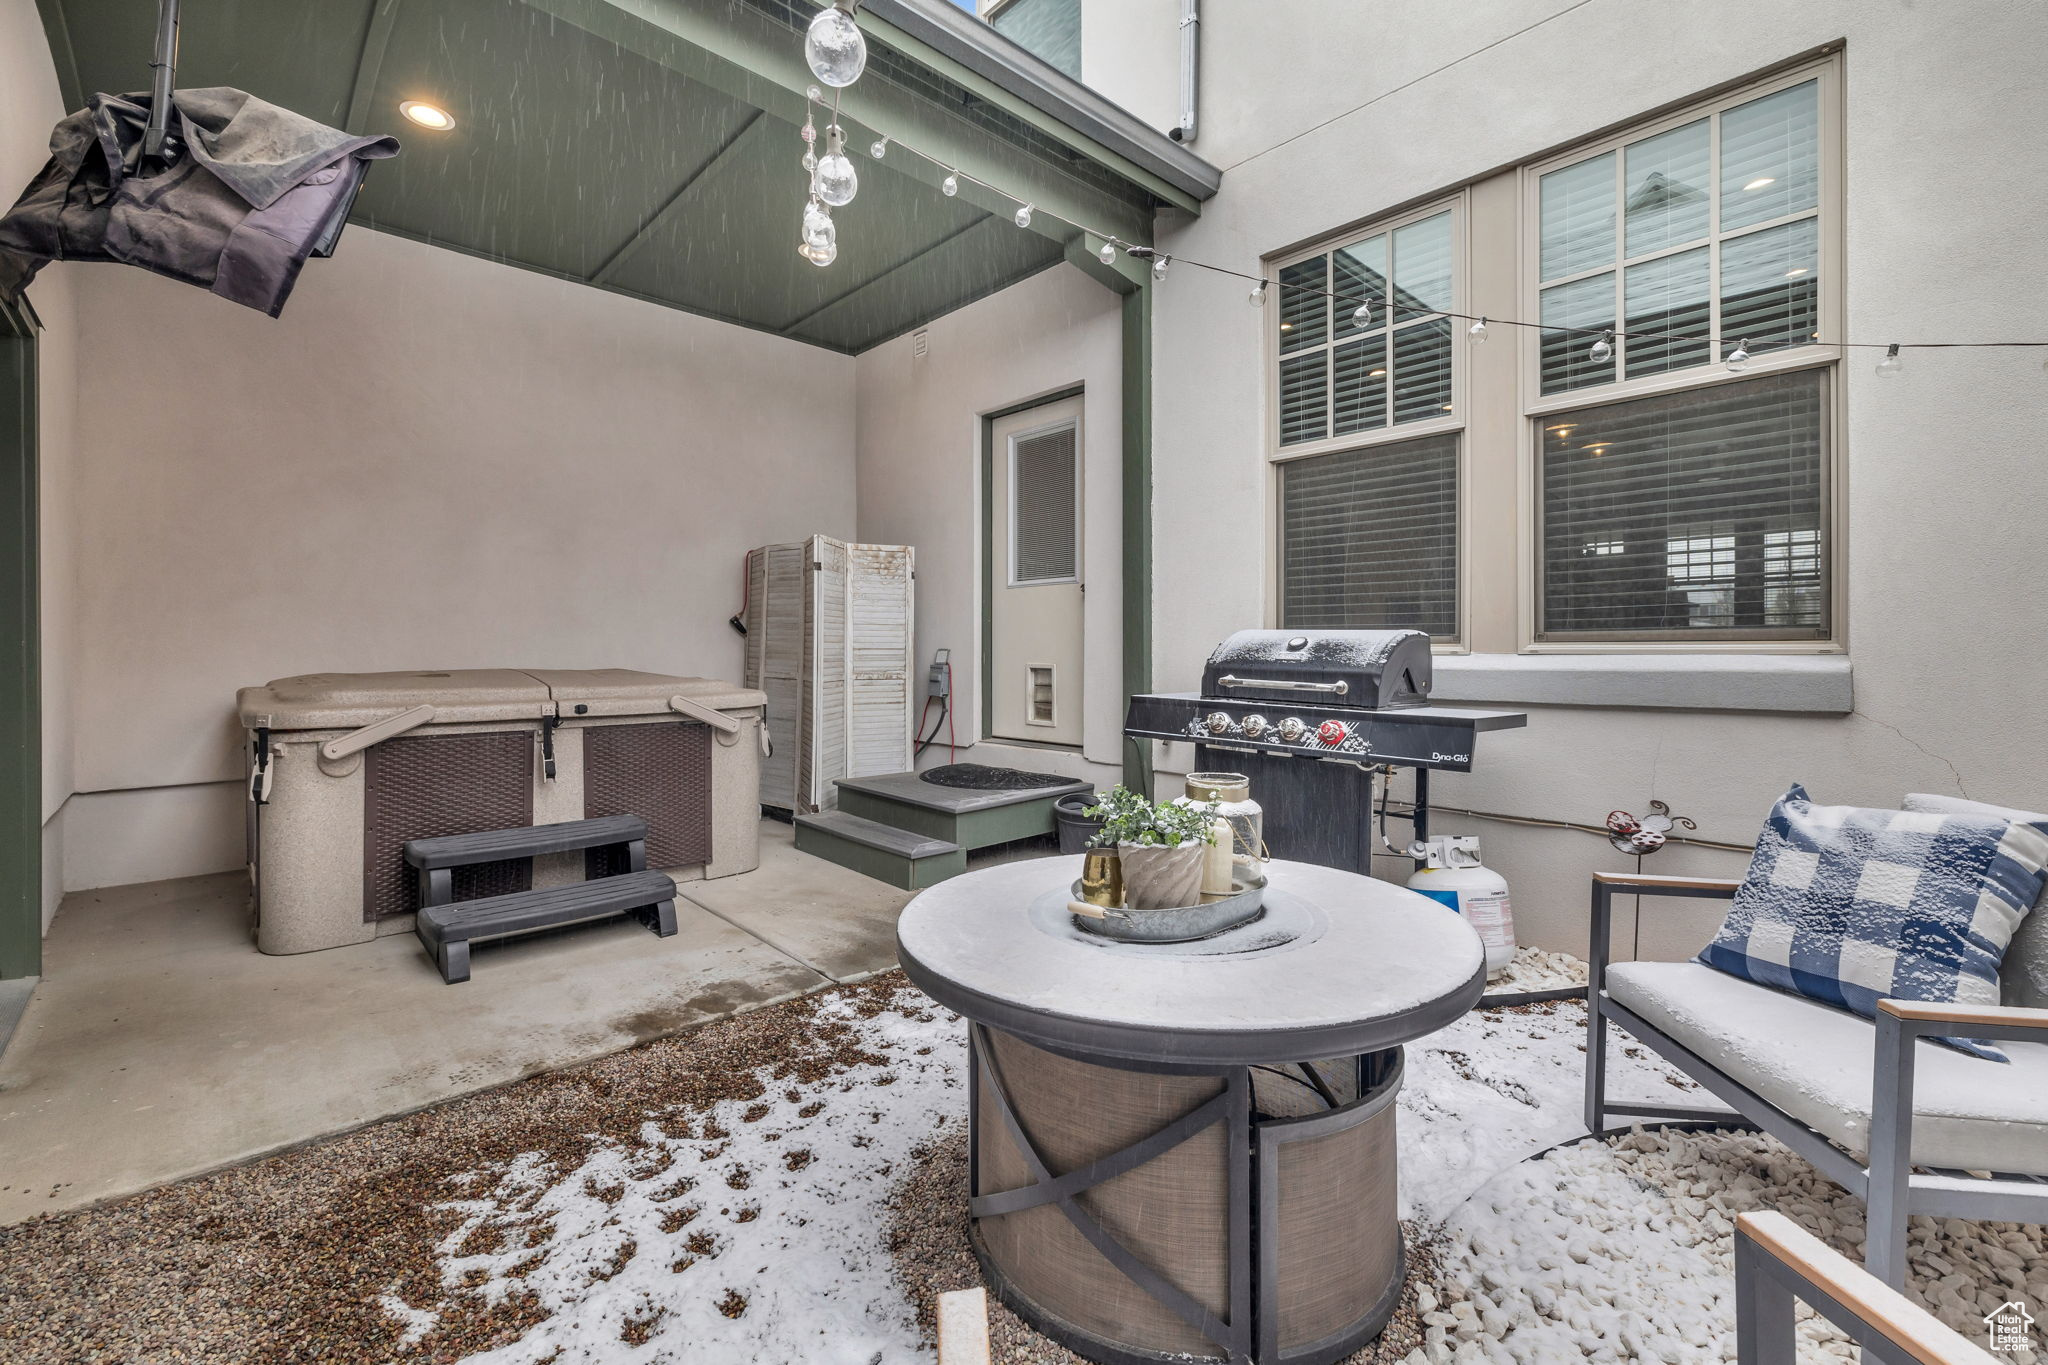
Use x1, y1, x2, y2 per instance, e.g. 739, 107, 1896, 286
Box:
1316, 719, 1348, 746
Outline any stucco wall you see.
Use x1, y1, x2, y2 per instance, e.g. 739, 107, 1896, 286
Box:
0, 0, 79, 931
65, 228, 855, 890
1104, 0, 2048, 957
853, 264, 1124, 787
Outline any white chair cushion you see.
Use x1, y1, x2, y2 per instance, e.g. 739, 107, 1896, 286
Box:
1607, 960, 2048, 1176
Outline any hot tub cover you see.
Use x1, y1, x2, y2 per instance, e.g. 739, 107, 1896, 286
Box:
238, 668, 764, 731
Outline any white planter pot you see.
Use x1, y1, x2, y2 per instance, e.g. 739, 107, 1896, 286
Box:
1117, 842, 1206, 910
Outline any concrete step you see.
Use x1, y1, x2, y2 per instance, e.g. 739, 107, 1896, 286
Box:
793, 810, 966, 891
833, 770, 1091, 852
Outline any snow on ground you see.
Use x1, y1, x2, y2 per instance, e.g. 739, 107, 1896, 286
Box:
377, 979, 2037, 1365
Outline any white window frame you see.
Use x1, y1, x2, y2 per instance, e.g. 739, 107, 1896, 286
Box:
1265, 194, 1470, 649
1006, 416, 1082, 588
1514, 56, 1846, 653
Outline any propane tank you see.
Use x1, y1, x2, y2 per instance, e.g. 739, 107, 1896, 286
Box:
1407, 835, 1515, 978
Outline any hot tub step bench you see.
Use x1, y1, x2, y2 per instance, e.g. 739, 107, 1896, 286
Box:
792, 810, 966, 891
414, 869, 679, 984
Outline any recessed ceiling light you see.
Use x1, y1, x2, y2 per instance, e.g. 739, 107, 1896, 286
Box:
1368, 368, 1386, 377
1279, 322, 1293, 331
1585, 443, 1611, 456
1547, 423, 1577, 435
1441, 404, 1454, 411
400, 100, 455, 131
1784, 266, 1809, 277
1743, 176, 1776, 191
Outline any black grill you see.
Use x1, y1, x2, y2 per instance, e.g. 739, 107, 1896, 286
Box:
1124, 630, 1528, 873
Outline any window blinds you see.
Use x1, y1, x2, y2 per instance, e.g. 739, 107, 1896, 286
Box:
1012, 424, 1078, 583
1280, 433, 1459, 638
1541, 369, 1827, 637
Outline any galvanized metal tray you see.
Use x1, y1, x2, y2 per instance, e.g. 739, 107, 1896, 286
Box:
1067, 869, 1268, 943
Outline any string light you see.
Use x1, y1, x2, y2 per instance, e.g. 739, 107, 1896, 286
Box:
804, 2, 867, 88
1013, 203, 1033, 229
1468, 317, 1488, 343
1876, 343, 1903, 377
869, 135, 888, 160
1352, 300, 1373, 327
1249, 279, 1268, 307
1099, 240, 1119, 265
1589, 330, 1614, 364
941, 172, 958, 197
815, 126, 857, 207
1152, 254, 1171, 280
1725, 339, 1751, 372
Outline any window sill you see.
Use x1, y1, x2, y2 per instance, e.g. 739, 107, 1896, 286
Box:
1430, 653, 1851, 714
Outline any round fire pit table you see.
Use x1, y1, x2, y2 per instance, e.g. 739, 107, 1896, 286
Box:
896, 857, 1484, 1365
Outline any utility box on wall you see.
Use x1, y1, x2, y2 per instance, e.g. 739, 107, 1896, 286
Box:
744, 536, 915, 813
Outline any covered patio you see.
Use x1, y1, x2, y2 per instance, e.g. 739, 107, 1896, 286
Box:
3, 1, 2047, 1363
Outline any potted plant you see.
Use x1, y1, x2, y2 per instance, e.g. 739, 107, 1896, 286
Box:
1085, 787, 1219, 909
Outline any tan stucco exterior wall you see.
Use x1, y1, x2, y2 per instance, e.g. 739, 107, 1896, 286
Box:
62, 228, 855, 890
0, 0, 79, 930
1088, 0, 2048, 960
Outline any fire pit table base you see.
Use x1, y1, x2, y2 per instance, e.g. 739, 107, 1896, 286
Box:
967, 1024, 1406, 1365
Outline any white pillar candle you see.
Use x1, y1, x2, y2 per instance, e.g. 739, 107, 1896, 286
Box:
1201, 817, 1235, 898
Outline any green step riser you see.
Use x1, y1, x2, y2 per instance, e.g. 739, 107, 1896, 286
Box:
835, 791, 1063, 850
794, 826, 967, 891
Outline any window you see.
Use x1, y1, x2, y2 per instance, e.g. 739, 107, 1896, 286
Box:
1539, 370, 1829, 639
1280, 433, 1459, 638
1270, 202, 1463, 641
985, 0, 1080, 79
1009, 421, 1078, 584
1525, 64, 1836, 645
1535, 78, 1823, 394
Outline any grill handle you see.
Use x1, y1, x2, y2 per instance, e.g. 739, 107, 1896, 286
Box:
1215, 674, 1349, 696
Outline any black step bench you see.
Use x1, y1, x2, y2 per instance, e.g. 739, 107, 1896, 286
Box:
404, 815, 676, 983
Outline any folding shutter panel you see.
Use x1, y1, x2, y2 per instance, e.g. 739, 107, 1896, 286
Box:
802, 535, 851, 811
847, 544, 913, 777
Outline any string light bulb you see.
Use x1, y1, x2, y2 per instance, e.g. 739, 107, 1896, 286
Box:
1876, 343, 1903, 378
1589, 330, 1614, 364
1468, 316, 1488, 343
1352, 300, 1372, 327
1152, 254, 1170, 280
941, 172, 958, 197
1013, 203, 1033, 228
804, 2, 867, 88
798, 197, 836, 267
1250, 280, 1268, 307
1726, 339, 1751, 372
1098, 240, 1118, 265
814, 127, 858, 206
869, 135, 888, 160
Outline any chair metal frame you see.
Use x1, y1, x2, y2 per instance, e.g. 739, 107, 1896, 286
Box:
1585, 870, 2048, 1289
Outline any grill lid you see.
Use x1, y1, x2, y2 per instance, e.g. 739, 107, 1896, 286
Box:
1201, 630, 1432, 710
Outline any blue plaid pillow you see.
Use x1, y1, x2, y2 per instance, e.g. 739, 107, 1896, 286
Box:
1699, 784, 2048, 1061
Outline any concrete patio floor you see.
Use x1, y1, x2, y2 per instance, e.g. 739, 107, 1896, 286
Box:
0, 818, 982, 1225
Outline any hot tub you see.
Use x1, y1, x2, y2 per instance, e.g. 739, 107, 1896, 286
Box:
237, 668, 765, 955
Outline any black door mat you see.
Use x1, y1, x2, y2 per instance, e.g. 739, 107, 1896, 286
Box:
918, 763, 1078, 791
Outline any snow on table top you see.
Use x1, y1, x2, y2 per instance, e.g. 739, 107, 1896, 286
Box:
896, 857, 1483, 1047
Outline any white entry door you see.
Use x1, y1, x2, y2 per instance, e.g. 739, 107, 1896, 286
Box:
990, 397, 1085, 747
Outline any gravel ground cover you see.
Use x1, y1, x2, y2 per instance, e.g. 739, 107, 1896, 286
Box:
0, 971, 2036, 1365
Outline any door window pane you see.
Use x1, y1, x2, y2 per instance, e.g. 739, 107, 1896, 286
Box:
1281, 433, 1459, 638
1539, 273, 1616, 394
1279, 351, 1328, 446
1624, 119, 1710, 256
1279, 256, 1327, 353
1540, 369, 1828, 637
1721, 80, 1819, 231
1393, 212, 1454, 318
1011, 425, 1078, 582
1624, 247, 1711, 377
1392, 319, 1453, 424
1540, 152, 1615, 280
1720, 218, 1820, 356
1333, 336, 1388, 435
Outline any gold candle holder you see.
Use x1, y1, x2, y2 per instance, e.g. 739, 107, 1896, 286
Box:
1080, 847, 1123, 907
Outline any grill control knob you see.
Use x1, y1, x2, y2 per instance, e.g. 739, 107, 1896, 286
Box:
1317, 719, 1349, 747
1277, 716, 1307, 743
1240, 714, 1268, 740
1205, 711, 1233, 735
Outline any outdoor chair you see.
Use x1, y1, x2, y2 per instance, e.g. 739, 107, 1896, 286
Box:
1583, 864, 2048, 1290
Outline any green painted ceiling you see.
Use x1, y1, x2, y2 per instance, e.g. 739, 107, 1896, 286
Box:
34, 0, 1177, 351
